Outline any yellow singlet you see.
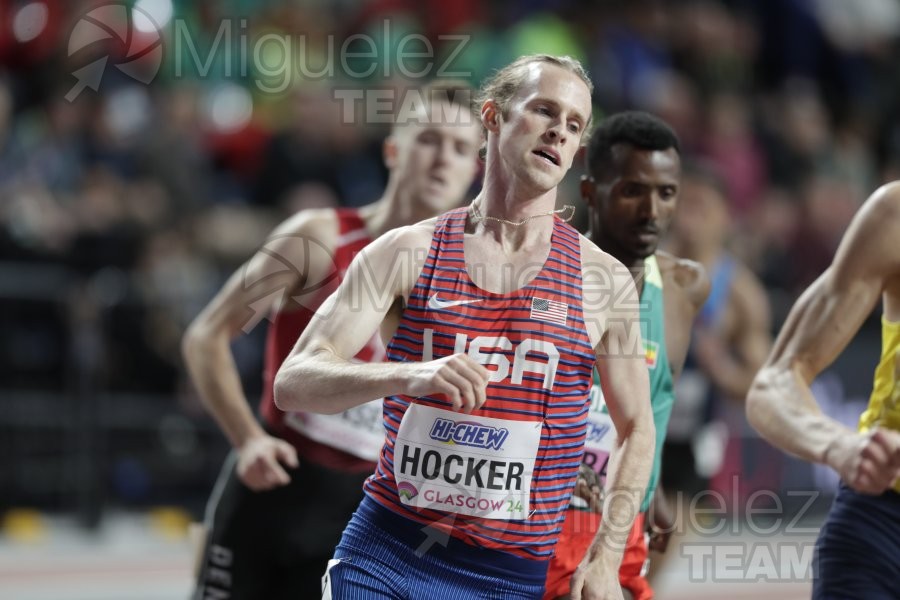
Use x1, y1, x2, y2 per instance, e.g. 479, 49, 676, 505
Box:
858, 317, 900, 492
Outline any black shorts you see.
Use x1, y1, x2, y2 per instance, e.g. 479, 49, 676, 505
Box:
661, 440, 708, 497
813, 483, 900, 599
193, 451, 371, 600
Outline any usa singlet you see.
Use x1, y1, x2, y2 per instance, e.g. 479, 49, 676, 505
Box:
364, 207, 597, 560
260, 208, 385, 472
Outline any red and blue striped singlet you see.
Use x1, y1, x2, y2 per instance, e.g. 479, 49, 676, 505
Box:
363, 207, 596, 561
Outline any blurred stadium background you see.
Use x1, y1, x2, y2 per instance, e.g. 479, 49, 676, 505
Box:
2, 0, 900, 598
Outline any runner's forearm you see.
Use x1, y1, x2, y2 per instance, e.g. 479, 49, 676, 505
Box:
747, 364, 853, 466
275, 348, 411, 414
182, 325, 266, 449
587, 416, 655, 567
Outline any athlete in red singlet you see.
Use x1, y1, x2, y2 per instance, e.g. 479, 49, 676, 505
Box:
182, 82, 482, 600
276, 55, 656, 600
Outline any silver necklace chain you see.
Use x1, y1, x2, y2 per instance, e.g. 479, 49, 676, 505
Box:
469, 202, 576, 227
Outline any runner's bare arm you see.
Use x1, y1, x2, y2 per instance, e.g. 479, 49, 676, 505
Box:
572, 241, 655, 598
747, 183, 900, 493
730, 268, 773, 387
275, 223, 490, 415
696, 265, 771, 399
182, 210, 335, 487
182, 209, 336, 446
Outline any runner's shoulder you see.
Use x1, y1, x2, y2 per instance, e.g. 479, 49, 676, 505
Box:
276, 208, 341, 241
368, 217, 438, 255
656, 251, 709, 308
578, 233, 625, 272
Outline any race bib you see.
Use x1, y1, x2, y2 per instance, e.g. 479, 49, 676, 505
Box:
393, 404, 542, 520
583, 384, 615, 482
285, 399, 385, 462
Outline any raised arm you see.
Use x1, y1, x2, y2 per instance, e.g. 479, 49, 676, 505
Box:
181, 210, 336, 488
572, 242, 656, 599
274, 224, 490, 415
747, 183, 900, 494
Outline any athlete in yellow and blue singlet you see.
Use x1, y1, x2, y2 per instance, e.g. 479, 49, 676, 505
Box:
748, 182, 900, 599
860, 318, 900, 477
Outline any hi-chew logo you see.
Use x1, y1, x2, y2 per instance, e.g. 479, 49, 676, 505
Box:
585, 420, 612, 444
429, 419, 509, 450
67, 2, 164, 101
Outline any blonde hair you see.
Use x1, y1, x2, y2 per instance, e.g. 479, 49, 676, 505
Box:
476, 54, 593, 120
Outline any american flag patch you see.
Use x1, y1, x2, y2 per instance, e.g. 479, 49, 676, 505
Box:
530, 297, 568, 326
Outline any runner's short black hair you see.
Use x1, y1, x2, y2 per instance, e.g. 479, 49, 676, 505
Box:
586, 111, 680, 180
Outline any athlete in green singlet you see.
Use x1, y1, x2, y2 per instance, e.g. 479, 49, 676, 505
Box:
544, 111, 709, 600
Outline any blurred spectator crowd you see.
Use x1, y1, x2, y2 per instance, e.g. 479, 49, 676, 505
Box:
3, 0, 900, 513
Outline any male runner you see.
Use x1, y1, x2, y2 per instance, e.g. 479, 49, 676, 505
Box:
276, 54, 655, 600
664, 166, 772, 504
182, 81, 482, 599
747, 181, 900, 598
544, 111, 709, 600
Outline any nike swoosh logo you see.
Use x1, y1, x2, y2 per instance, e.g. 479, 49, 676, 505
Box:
428, 294, 482, 310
